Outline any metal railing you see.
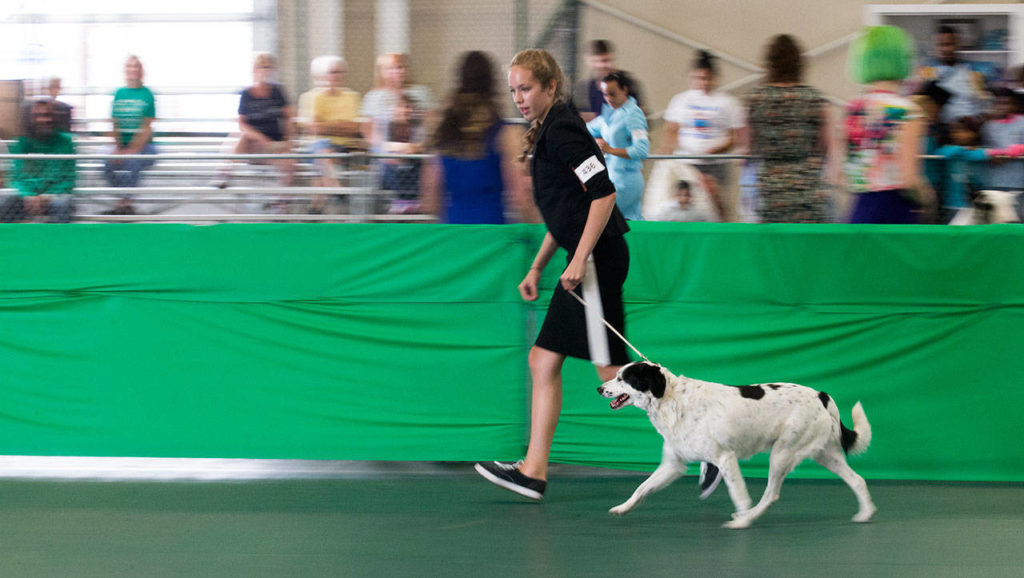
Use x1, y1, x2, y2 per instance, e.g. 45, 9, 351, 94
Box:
1, 149, 1019, 223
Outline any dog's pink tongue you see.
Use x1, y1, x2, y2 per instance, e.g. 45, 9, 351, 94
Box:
610, 394, 629, 410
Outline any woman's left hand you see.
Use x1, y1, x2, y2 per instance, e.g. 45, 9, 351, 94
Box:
560, 258, 587, 292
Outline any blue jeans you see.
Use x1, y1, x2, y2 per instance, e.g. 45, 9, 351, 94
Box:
104, 143, 157, 187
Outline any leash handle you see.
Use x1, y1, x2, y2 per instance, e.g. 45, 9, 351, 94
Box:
567, 289, 650, 363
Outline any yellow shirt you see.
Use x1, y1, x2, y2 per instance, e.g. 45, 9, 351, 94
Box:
313, 89, 362, 148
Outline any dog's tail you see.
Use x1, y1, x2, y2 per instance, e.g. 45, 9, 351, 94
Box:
840, 401, 871, 456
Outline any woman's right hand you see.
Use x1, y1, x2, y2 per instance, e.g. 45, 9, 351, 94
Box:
518, 268, 541, 301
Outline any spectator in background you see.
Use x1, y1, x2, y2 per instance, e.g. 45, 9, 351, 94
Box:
660, 50, 745, 219
378, 93, 426, 214
297, 55, 330, 138
310, 56, 362, 204
934, 119, 988, 219
361, 53, 435, 214
422, 50, 536, 224
46, 76, 73, 133
215, 52, 296, 189
361, 53, 435, 150
746, 34, 833, 223
913, 81, 954, 214
916, 25, 997, 132
1, 99, 76, 223
844, 26, 935, 223
586, 71, 649, 219
644, 167, 718, 222
573, 39, 644, 122
104, 55, 156, 214
982, 87, 1024, 191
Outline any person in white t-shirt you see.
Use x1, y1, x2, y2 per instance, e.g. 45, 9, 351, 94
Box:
660, 51, 745, 219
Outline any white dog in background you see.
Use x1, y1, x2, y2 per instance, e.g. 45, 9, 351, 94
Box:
598, 361, 876, 529
949, 190, 1021, 225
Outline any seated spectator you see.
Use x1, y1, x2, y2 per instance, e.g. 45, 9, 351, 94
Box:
1, 99, 76, 223
661, 50, 746, 220
296, 56, 330, 139
573, 39, 645, 122
379, 93, 425, 214
587, 70, 649, 220
215, 52, 296, 189
360, 53, 435, 212
311, 56, 362, 193
105, 55, 156, 214
643, 157, 720, 222
421, 50, 536, 224
361, 53, 436, 149
981, 87, 1024, 193
46, 76, 73, 134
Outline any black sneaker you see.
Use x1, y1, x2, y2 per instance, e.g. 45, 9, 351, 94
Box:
474, 461, 546, 500
699, 462, 722, 500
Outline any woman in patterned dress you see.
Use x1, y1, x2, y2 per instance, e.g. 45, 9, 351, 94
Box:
746, 34, 834, 223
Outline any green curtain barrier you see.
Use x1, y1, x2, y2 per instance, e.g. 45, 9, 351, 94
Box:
1, 223, 1022, 481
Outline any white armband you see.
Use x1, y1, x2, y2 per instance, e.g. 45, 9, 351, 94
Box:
574, 155, 606, 184
631, 129, 649, 142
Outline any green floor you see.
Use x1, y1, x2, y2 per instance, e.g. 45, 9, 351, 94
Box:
1, 469, 1021, 577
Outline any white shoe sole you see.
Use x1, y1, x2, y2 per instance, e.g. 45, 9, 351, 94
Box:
474, 463, 543, 500
699, 463, 722, 500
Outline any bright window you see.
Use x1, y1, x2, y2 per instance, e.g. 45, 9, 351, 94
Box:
0, 0, 273, 133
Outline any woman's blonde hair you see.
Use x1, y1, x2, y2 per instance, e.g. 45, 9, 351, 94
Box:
253, 52, 277, 70
374, 53, 409, 89
509, 49, 566, 161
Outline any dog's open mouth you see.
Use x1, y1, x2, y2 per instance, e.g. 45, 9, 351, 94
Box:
610, 394, 630, 410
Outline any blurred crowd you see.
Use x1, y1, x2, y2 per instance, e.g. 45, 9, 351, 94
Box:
2, 23, 1021, 224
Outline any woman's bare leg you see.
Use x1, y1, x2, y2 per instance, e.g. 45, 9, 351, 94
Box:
519, 346, 565, 481
519, 350, 622, 481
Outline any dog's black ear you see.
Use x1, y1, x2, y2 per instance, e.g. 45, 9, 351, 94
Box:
623, 362, 667, 398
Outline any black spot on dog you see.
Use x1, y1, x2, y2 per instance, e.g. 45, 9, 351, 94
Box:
767, 384, 782, 390
818, 391, 832, 409
840, 423, 858, 454
621, 362, 667, 398
738, 385, 765, 400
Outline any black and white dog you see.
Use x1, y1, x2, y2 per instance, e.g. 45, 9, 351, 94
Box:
598, 362, 876, 529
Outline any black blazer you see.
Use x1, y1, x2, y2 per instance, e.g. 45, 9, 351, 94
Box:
530, 101, 629, 254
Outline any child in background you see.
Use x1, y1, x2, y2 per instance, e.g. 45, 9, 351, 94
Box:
913, 82, 951, 214
981, 87, 1024, 193
379, 93, 425, 214
934, 120, 989, 221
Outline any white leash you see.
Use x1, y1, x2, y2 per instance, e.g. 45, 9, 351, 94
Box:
567, 289, 650, 363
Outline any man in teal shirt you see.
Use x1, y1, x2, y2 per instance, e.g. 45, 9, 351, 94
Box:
1, 99, 76, 222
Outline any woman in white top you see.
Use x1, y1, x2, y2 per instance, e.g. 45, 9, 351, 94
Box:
360, 53, 435, 152
660, 51, 745, 220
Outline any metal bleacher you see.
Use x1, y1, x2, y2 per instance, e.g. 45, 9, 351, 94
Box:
2, 129, 437, 224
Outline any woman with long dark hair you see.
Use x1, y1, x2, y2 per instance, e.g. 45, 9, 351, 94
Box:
422, 51, 536, 223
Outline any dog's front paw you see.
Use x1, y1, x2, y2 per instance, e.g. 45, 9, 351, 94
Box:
723, 515, 752, 530
852, 504, 877, 523
609, 503, 633, 516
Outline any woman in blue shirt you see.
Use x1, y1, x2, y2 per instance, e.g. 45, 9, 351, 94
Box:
586, 71, 650, 220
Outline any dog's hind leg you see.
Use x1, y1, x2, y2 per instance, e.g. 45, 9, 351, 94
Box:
715, 455, 754, 528
725, 448, 802, 529
609, 444, 685, 516
814, 450, 876, 523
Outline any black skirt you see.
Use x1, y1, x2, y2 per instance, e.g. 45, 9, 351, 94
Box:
534, 234, 630, 366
